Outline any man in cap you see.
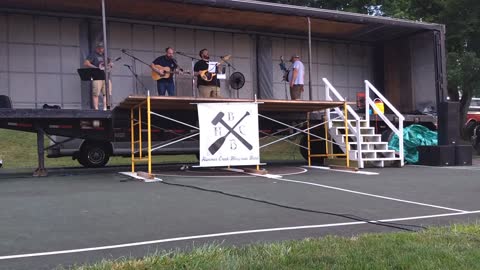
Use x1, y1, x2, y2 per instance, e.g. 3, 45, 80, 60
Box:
288, 55, 305, 100
84, 42, 112, 110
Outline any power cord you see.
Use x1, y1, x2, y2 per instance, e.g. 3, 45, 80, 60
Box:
158, 179, 426, 232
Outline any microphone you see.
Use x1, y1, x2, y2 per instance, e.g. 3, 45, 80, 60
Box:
114, 56, 122, 61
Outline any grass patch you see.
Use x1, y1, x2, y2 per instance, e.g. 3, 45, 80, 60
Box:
0, 129, 306, 169
70, 223, 480, 270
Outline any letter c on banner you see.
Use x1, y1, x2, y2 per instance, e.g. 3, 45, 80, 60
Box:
239, 125, 246, 135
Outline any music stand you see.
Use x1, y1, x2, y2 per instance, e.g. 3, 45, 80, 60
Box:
78, 68, 106, 110
77, 68, 105, 81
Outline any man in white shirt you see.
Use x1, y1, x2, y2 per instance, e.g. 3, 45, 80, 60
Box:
288, 55, 305, 100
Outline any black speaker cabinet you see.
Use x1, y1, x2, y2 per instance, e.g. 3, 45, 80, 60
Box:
455, 145, 473, 166
417, 145, 455, 166
438, 102, 460, 145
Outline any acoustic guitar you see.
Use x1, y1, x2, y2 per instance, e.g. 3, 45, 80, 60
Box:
198, 55, 231, 82
151, 65, 191, 81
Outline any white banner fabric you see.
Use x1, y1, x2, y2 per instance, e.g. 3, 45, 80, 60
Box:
198, 103, 260, 167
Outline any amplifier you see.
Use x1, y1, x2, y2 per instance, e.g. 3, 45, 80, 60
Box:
455, 145, 473, 166
417, 145, 455, 166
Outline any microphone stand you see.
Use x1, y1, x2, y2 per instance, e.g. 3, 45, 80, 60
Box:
125, 64, 150, 94
221, 58, 237, 98
121, 49, 153, 95
176, 51, 200, 97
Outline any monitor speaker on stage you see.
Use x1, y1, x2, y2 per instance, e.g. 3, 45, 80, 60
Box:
417, 145, 455, 166
455, 145, 473, 166
437, 102, 460, 145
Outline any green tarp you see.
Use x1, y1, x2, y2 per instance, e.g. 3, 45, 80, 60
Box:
388, 124, 438, 164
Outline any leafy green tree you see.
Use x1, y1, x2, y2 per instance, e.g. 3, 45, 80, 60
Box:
264, 0, 480, 138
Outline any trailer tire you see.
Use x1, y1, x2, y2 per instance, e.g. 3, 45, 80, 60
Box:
79, 142, 111, 168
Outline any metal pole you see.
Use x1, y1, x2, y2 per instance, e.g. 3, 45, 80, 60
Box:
343, 101, 350, 168
147, 91, 152, 175
130, 108, 135, 173
34, 128, 47, 177
101, 0, 111, 109
307, 17, 313, 100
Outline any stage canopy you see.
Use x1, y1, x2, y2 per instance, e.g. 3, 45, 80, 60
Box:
3, 0, 443, 42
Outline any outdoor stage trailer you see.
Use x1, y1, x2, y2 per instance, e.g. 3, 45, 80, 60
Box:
0, 0, 448, 172
0, 96, 349, 175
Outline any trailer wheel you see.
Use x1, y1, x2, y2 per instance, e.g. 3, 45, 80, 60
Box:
79, 142, 111, 168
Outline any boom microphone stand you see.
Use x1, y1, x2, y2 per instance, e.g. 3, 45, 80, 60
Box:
176, 51, 200, 97
121, 49, 153, 95
221, 57, 238, 98
124, 64, 150, 94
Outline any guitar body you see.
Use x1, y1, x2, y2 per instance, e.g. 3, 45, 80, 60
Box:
151, 65, 172, 81
197, 55, 231, 82
199, 70, 216, 82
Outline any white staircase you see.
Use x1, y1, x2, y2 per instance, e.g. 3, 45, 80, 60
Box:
323, 78, 405, 168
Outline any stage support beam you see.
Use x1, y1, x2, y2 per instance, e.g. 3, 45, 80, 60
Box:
101, 0, 111, 109
307, 17, 313, 100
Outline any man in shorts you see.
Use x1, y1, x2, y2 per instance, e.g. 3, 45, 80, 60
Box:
288, 55, 305, 100
84, 42, 112, 110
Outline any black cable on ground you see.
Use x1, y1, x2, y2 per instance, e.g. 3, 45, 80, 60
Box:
158, 179, 426, 232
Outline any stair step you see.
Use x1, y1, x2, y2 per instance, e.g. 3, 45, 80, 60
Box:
331, 119, 369, 128
348, 142, 388, 151
349, 150, 396, 159
334, 126, 375, 135
342, 134, 381, 143
362, 157, 402, 161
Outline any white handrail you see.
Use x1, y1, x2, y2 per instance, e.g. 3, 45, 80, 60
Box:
364, 80, 404, 167
365, 80, 405, 122
323, 78, 363, 168
323, 78, 361, 121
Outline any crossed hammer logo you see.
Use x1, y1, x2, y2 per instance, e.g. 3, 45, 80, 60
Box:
208, 111, 253, 155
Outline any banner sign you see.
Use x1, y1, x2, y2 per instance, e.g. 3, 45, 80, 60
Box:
198, 103, 260, 167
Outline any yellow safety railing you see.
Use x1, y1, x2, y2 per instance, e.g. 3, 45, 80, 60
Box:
307, 101, 350, 168
130, 92, 152, 176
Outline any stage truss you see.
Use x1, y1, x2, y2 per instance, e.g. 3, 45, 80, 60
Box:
119, 94, 353, 177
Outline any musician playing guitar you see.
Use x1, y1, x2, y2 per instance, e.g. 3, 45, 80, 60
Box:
194, 48, 224, 98
151, 47, 180, 96
84, 42, 112, 110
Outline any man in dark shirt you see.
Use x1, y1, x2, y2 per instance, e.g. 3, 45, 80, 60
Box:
151, 47, 178, 96
194, 48, 222, 98
84, 42, 112, 110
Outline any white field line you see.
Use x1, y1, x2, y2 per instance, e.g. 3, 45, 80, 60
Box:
306, 165, 379, 175
248, 174, 468, 213
1, 210, 480, 260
